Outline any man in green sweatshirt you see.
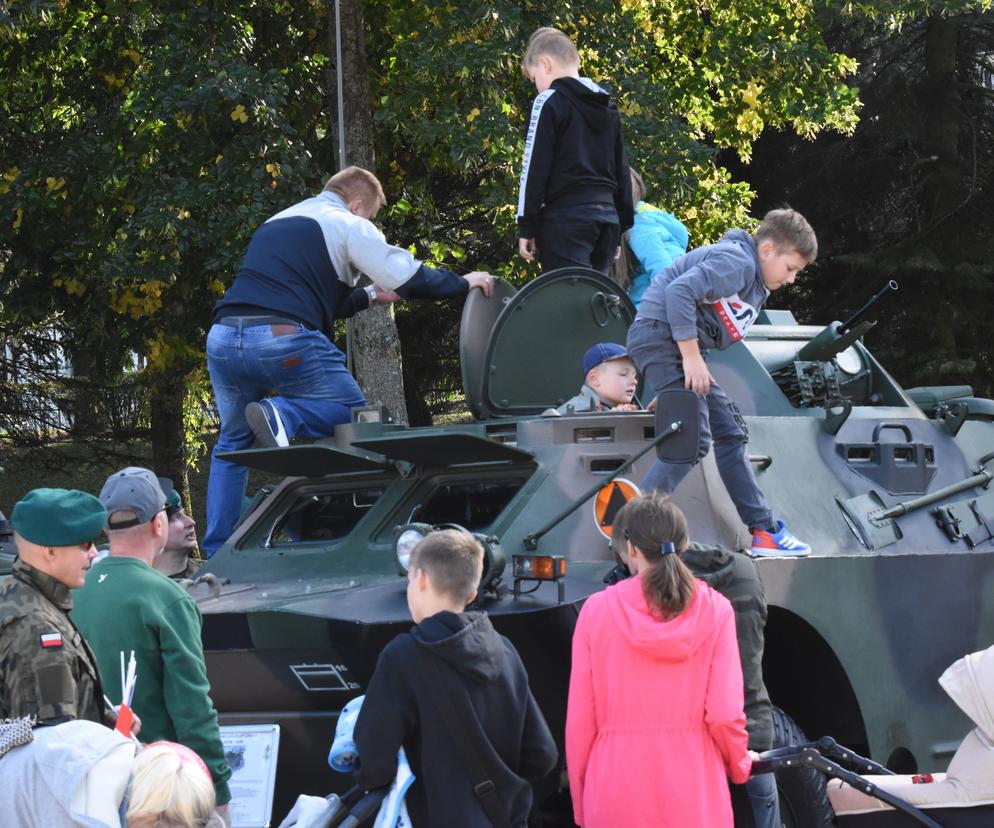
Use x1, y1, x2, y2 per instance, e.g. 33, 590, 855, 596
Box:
72, 467, 232, 820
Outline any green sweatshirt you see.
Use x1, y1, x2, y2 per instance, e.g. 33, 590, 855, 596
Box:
72, 556, 232, 804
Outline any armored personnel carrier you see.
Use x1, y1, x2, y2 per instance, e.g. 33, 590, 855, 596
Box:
196, 268, 994, 824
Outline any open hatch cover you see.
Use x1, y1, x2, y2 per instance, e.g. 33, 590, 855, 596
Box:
459, 267, 636, 419
352, 432, 533, 467
217, 445, 394, 478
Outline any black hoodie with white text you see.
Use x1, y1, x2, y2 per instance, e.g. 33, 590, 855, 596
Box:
516, 76, 633, 239
354, 610, 559, 827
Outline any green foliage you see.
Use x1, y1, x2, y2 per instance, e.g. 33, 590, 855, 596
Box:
2, 0, 949, 442
367, 0, 865, 409
739, 4, 994, 394
369, 0, 862, 258
0, 0, 329, 456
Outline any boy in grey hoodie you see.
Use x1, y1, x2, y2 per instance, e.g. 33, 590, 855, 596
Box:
627, 208, 817, 556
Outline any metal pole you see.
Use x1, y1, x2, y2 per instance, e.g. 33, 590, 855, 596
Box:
334, 0, 354, 374
334, 0, 346, 171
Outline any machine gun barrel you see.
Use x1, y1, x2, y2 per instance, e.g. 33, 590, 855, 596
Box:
839, 280, 898, 335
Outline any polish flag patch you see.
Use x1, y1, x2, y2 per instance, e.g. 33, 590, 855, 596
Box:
40, 632, 63, 648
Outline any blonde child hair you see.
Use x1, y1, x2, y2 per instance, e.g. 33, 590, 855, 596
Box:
126, 742, 220, 828
755, 207, 818, 263
521, 27, 580, 75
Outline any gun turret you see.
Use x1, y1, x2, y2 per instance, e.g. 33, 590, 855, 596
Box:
772, 280, 899, 410
797, 280, 899, 363
839, 280, 899, 336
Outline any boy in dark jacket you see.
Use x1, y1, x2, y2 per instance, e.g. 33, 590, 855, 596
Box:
517, 27, 633, 274
353, 530, 558, 827
628, 208, 818, 556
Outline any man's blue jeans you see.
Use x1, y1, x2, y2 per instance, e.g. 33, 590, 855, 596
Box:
746, 772, 783, 828
203, 321, 365, 554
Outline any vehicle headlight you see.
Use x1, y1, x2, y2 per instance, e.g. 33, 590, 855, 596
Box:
434, 523, 507, 594
394, 523, 432, 575
398, 522, 506, 595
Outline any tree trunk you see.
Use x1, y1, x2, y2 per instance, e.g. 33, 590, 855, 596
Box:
148, 369, 190, 511
331, 0, 410, 425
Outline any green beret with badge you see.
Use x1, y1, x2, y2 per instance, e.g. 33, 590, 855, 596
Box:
11, 488, 107, 547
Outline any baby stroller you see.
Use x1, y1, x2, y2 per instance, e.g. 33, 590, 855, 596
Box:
753, 645, 994, 827
278, 785, 387, 828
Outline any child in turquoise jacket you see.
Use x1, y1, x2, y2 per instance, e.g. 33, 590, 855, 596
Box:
611, 169, 689, 308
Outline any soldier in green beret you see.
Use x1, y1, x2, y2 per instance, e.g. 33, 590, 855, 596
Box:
0, 487, 110, 724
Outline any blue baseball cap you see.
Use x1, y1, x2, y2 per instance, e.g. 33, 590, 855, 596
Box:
583, 343, 629, 375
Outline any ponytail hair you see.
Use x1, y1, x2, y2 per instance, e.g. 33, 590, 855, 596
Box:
608, 168, 647, 292
614, 492, 695, 620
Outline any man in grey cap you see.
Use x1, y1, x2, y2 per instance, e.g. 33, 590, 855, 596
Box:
0, 487, 110, 724
73, 466, 233, 820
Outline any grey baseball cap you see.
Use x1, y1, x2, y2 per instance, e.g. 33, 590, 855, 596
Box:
100, 466, 168, 530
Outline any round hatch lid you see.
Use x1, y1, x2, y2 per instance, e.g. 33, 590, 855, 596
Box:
459, 267, 636, 419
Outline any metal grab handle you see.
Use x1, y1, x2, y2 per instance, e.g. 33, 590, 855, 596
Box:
749, 455, 773, 471
872, 422, 913, 442
180, 572, 221, 599
590, 292, 622, 327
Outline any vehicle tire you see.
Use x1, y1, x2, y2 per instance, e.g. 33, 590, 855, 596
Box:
771, 705, 836, 828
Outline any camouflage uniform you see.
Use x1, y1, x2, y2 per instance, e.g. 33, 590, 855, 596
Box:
0, 558, 105, 724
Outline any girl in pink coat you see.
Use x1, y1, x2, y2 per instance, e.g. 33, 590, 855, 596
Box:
566, 493, 752, 827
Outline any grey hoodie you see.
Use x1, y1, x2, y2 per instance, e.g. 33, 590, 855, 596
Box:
679, 543, 774, 751
637, 229, 769, 350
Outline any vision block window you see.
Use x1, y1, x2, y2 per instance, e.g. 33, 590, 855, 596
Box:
270, 487, 385, 545
412, 478, 526, 532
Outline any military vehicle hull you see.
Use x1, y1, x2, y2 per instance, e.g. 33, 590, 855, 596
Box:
196, 270, 994, 823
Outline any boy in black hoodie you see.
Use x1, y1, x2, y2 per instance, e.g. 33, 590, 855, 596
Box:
517, 27, 633, 275
353, 530, 558, 827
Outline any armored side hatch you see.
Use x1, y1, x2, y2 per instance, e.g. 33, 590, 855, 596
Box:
460, 267, 637, 419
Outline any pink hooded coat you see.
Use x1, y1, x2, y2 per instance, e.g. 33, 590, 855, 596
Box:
566, 575, 751, 827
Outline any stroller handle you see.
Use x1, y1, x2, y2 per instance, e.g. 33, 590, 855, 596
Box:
751, 746, 943, 828
752, 736, 892, 777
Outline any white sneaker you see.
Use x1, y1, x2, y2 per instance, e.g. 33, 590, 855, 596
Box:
245, 400, 289, 448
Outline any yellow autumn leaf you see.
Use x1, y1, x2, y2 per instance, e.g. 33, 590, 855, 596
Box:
177, 209, 190, 220
736, 109, 763, 135
230, 104, 249, 124
13, 207, 23, 230
741, 81, 762, 109
466, 107, 481, 123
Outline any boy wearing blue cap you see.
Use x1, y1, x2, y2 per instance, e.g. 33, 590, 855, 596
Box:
558, 342, 639, 414
0, 487, 109, 724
